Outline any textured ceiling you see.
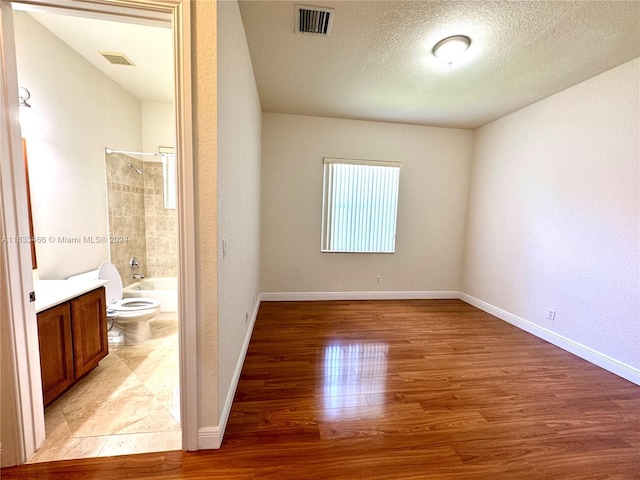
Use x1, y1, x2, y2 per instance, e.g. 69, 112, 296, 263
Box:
238, 1, 640, 129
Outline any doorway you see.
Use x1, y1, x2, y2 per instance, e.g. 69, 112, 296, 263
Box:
0, 0, 197, 466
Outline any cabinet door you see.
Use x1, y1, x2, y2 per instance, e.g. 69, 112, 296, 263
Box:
37, 303, 74, 406
71, 287, 108, 379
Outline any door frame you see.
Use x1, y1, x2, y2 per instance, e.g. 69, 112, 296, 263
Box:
0, 0, 197, 464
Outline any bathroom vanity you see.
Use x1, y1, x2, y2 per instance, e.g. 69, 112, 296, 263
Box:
35, 280, 109, 406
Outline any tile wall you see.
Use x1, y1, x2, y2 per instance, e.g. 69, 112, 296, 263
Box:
143, 161, 178, 278
106, 153, 176, 287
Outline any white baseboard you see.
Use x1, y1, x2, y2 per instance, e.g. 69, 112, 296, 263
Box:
197, 426, 221, 450
201, 296, 262, 450
459, 292, 640, 386
260, 291, 460, 301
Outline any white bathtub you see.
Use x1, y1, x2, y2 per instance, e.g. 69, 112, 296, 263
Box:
123, 277, 177, 313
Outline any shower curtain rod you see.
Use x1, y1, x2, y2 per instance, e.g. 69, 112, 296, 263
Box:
105, 148, 175, 157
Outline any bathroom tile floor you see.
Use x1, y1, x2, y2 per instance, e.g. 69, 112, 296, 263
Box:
28, 314, 181, 463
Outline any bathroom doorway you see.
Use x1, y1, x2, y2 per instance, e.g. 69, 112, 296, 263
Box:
1, 0, 197, 465
15, 7, 179, 462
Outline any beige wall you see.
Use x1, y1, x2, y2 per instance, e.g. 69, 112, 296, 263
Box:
13, 11, 142, 280
261, 113, 474, 294
462, 58, 640, 370
192, 0, 219, 430
217, 0, 262, 425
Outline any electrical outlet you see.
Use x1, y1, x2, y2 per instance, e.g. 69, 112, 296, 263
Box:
547, 309, 556, 321
376, 276, 381, 284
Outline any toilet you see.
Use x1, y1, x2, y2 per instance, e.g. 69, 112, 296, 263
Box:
98, 262, 161, 344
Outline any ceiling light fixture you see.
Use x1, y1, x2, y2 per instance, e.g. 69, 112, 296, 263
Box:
432, 35, 471, 65
18, 87, 44, 130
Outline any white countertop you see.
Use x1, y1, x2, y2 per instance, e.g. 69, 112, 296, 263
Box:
34, 279, 109, 313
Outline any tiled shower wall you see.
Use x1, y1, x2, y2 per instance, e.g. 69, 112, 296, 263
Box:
106, 153, 176, 287
143, 161, 177, 278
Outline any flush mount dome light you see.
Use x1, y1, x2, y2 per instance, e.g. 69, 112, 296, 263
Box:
432, 35, 471, 64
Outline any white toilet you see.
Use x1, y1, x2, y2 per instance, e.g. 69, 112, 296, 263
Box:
98, 262, 161, 344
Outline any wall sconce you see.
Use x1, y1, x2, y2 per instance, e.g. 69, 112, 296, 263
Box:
432, 35, 471, 65
19, 86, 44, 130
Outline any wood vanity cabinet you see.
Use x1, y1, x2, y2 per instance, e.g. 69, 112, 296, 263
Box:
37, 287, 108, 406
37, 303, 74, 406
71, 288, 108, 379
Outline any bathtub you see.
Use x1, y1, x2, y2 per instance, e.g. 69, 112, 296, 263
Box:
123, 277, 177, 313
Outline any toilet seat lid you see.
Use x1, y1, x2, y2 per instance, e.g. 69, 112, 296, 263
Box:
98, 262, 122, 304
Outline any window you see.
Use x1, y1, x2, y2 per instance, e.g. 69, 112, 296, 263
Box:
321, 157, 401, 253
161, 151, 176, 210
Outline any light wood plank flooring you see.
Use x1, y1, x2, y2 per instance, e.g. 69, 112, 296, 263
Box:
3, 300, 639, 479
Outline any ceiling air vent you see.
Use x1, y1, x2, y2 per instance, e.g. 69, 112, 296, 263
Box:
99, 51, 135, 66
295, 5, 334, 36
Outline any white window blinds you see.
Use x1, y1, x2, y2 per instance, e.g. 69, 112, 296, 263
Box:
321, 158, 401, 253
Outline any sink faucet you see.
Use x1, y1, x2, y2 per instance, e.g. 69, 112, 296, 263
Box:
132, 273, 144, 279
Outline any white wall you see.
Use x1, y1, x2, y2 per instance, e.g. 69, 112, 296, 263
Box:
142, 102, 174, 153
261, 113, 473, 295
217, 0, 262, 429
14, 12, 142, 279
462, 58, 639, 373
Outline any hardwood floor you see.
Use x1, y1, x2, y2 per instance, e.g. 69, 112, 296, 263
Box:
3, 300, 639, 479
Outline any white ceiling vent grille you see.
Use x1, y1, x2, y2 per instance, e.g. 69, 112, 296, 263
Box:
99, 51, 135, 66
295, 5, 334, 36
